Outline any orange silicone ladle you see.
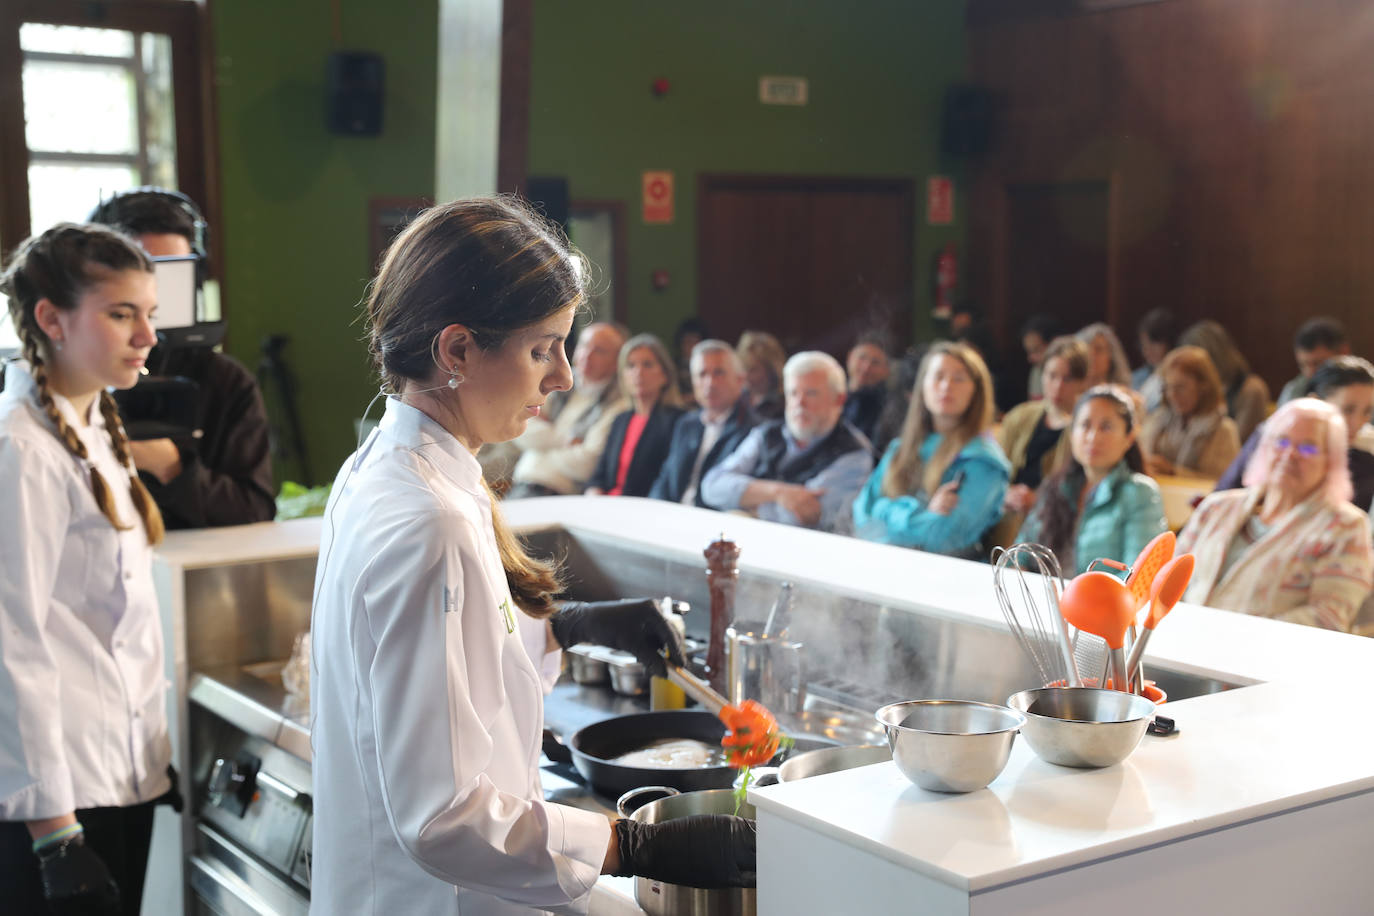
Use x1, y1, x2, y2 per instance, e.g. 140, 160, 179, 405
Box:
1125, 553, 1195, 692
1058, 570, 1137, 692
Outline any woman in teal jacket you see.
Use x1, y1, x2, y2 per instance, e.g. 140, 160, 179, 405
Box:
853, 342, 1010, 555
1017, 385, 1167, 575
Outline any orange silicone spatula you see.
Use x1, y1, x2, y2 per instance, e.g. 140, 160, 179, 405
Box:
1126, 531, 1176, 615
1125, 553, 1195, 693
1059, 570, 1137, 692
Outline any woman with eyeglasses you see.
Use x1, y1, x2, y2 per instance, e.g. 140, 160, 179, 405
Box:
1177, 398, 1374, 631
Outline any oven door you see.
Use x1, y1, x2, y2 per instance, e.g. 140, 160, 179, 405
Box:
189, 824, 309, 916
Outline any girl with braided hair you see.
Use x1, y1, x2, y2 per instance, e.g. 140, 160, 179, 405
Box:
0, 223, 169, 915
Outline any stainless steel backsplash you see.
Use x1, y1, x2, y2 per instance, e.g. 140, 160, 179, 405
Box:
184, 555, 317, 671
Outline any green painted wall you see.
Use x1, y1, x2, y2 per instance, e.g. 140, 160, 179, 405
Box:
528, 0, 968, 347
212, 0, 437, 486
212, 1, 966, 482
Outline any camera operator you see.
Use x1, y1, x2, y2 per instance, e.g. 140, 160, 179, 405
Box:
90, 189, 275, 528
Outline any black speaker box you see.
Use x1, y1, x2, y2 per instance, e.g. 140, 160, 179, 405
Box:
526, 176, 570, 228
941, 85, 995, 158
327, 51, 385, 136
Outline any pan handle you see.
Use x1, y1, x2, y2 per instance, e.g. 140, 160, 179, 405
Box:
616, 785, 681, 819
667, 664, 729, 714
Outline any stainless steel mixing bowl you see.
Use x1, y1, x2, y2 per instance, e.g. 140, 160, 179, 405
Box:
875, 700, 1026, 793
1006, 686, 1156, 768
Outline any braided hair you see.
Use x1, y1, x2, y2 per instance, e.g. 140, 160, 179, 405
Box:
1, 223, 165, 545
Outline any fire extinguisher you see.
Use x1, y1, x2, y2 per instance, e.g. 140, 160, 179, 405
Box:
933, 242, 958, 320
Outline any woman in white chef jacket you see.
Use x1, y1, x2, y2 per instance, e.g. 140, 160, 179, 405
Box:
0, 224, 171, 915
310, 197, 756, 915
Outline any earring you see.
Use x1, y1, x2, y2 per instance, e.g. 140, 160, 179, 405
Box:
53, 340, 63, 352
447, 368, 464, 389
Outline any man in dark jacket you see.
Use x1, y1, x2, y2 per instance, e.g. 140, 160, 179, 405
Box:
90, 188, 276, 528
649, 340, 757, 507
841, 333, 890, 443
701, 351, 874, 532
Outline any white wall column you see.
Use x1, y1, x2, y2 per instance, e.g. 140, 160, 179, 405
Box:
435, 0, 503, 201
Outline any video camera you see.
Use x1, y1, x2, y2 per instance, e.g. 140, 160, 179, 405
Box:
112, 254, 225, 441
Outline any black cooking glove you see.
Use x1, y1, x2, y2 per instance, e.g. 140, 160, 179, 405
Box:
550, 599, 687, 678
36, 831, 121, 915
159, 764, 185, 813
613, 814, 756, 888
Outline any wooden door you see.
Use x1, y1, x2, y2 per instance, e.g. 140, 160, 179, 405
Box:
697, 175, 914, 358
1003, 181, 1111, 340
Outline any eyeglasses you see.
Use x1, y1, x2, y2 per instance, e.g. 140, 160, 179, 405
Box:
1273, 436, 1321, 458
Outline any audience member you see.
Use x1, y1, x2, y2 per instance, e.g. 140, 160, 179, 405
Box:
1132, 307, 1176, 413
1021, 314, 1061, 400
1178, 398, 1373, 631
852, 342, 1009, 556
992, 336, 1090, 546
871, 346, 925, 455
587, 334, 684, 497
507, 321, 626, 496
1076, 322, 1133, 388
672, 316, 708, 402
1140, 346, 1241, 478
1277, 317, 1349, 406
736, 330, 786, 420
702, 351, 872, 532
1017, 386, 1167, 575
649, 340, 757, 507
1216, 356, 1374, 510
841, 332, 890, 442
1178, 319, 1270, 441
90, 188, 275, 528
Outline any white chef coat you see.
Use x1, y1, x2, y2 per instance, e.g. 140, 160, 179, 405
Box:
309, 397, 609, 915
0, 362, 170, 820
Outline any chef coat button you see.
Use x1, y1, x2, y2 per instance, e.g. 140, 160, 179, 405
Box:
115, 640, 125, 649
123, 570, 133, 581
133, 710, 142, 719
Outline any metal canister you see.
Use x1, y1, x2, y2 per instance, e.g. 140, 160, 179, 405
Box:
724, 620, 805, 714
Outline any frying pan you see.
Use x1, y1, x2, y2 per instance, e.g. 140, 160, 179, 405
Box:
566, 710, 832, 799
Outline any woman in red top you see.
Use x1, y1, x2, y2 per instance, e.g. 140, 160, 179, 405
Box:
587, 333, 684, 496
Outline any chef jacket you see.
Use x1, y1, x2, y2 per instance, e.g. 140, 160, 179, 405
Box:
0, 362, 171, 820
309, 397, 608, 915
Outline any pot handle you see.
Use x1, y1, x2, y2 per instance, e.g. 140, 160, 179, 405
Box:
743, 766, 781, 788
615, 785, 680, 818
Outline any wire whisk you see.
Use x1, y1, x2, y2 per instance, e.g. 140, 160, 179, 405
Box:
991, 543, 1081, 688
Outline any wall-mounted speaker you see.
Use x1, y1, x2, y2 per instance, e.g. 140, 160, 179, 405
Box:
327, 51, 385, 136
941, 85, 996, 158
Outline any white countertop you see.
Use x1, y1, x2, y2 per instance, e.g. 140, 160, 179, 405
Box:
157, 516, 323, 568
159, 498, 1374, 898
503, 497, 1374, 892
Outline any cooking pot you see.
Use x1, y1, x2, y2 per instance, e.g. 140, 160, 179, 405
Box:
616, 786, 756, 916
567, 710, 832, 800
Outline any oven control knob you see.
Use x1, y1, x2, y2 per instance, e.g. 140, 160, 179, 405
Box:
208, 756, 257, 814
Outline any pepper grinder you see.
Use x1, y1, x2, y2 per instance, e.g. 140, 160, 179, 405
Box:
704, 534, 740, 694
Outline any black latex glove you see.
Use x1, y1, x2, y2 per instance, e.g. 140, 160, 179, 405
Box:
614, 814, 756, 888
37, 832, 121, 915
159, 763, 185, 813
549, 599, 687, 678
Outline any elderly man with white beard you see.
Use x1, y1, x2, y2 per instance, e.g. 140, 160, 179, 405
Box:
702, 351, 874, 532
